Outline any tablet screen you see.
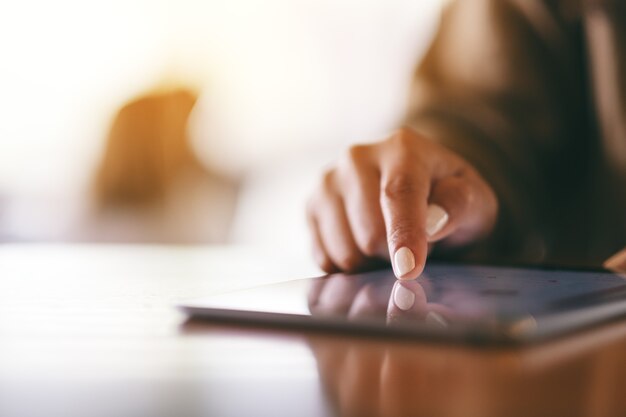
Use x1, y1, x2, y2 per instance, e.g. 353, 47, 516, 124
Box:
180, 263, 626, 343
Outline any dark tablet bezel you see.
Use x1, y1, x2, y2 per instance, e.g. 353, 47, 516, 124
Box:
178, 263, 626, 346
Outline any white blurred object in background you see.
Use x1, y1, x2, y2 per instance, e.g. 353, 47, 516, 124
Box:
0, 0, 443, 256
188, 0, 443, 254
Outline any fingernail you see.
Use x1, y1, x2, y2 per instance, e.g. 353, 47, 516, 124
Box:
426, 204, 449, 237
393, 284, 415, 311
425, 311, 449, 328
394, 247, 415, 278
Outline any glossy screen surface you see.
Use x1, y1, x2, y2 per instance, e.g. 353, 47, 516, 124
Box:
181, 263, 626, 343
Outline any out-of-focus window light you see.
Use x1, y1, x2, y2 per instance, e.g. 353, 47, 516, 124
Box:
0, 0, 444, 246
0, 0, 170, 193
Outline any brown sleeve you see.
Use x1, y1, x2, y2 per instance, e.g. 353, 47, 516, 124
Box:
405, 0, 588, 263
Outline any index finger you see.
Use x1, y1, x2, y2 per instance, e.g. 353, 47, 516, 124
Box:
379, 162, 431, 280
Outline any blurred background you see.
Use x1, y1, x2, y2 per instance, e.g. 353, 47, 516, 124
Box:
0, 0, 444, 258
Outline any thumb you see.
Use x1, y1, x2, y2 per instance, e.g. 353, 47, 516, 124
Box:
427, 175, 497, 246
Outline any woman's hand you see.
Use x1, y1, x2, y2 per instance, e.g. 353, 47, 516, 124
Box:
306, 127, 498, 279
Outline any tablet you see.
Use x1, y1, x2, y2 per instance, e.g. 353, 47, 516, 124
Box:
178, 263, 626, 345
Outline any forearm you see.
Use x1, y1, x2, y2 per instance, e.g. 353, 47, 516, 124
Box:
404, 0, 588, 263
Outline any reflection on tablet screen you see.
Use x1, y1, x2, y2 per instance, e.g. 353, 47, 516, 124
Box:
180, 263, 626, 343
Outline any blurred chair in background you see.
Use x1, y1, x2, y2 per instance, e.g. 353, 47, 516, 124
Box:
85, 88, 238, 244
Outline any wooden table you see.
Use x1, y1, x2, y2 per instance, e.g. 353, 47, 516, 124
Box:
0, 244, 625, 417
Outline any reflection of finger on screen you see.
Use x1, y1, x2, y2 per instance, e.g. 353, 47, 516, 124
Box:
347, 284, 389, 319
307, 278, 327, 309
387, 280, 429, 324
310, 274, 363, 316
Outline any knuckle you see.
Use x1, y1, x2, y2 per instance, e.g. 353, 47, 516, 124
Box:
382, 174, 416, 200
337, 145, 368, 180
359, 235, 382, 257
320, 169, 337, 194
308, 172, 338, 216
387, 224, 416, 248
346, 144, 369, 163
317, 257, 335, 273
388, 127, 417, 149
336, 252, 363, 272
